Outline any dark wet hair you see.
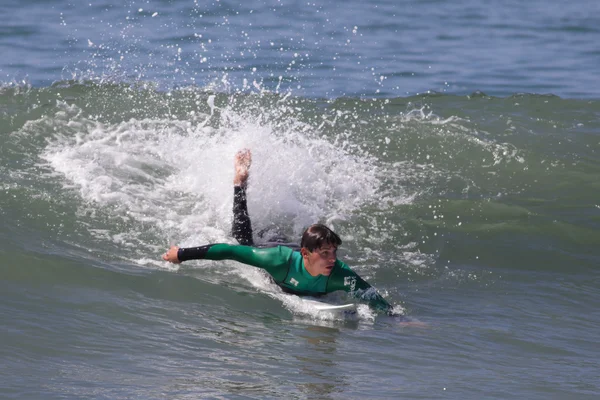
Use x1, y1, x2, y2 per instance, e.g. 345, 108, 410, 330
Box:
300, 224, 342, 252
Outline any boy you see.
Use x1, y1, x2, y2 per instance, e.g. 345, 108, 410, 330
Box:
162, 150, 393, 313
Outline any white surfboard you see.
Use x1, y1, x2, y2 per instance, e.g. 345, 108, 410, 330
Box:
301, 297, 357, 313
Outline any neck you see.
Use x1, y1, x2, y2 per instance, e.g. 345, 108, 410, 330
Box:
302, 260, 319, 277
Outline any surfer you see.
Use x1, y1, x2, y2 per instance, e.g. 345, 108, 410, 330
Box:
162, 149, 393, 314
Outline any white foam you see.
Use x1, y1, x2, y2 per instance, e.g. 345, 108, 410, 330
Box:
38, 96, 381, 252
34, 96, 396, 320
233, 264, 375, 322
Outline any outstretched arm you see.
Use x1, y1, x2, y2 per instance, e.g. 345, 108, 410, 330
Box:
162, 243, 291, 279
328, 262, 394, 314
352, 274, 394, 314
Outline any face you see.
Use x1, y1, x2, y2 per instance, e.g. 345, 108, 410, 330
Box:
302, 244, 338, 276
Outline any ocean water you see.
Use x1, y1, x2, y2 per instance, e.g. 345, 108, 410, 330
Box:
1, 0, 600, 399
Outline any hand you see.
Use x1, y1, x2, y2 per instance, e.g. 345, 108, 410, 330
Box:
233, 148, 252, 186
162, 246, 181, 263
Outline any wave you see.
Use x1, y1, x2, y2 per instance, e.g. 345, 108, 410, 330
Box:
2, 81, 599, 283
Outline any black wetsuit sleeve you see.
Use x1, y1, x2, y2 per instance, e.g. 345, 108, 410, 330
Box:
232, 186, 254, 246
177, 245, 213, 262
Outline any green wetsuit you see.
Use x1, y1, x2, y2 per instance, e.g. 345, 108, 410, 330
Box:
178, 243, 392, 313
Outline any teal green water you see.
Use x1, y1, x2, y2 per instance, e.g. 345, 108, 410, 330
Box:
2, 84, 599, 399
2, 0, 600, 398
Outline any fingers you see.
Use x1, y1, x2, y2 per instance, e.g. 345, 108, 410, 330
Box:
235, 149, 252, 166
162, 246, 180, 263
233, 149, 252, 186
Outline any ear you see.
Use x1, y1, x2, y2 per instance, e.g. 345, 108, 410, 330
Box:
300, 247, 310, 259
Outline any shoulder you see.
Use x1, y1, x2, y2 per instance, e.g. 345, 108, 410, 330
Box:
260, 245, 295, 261
332, 259, 357, 276
278, 245, 295, 256
330, 259, 373, 291
325, 259, 359, 291
253, 245, 295, 268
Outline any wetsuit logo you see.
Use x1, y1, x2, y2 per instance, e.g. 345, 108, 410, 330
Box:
290, 278, 299, 287
344, 276, 356, 292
